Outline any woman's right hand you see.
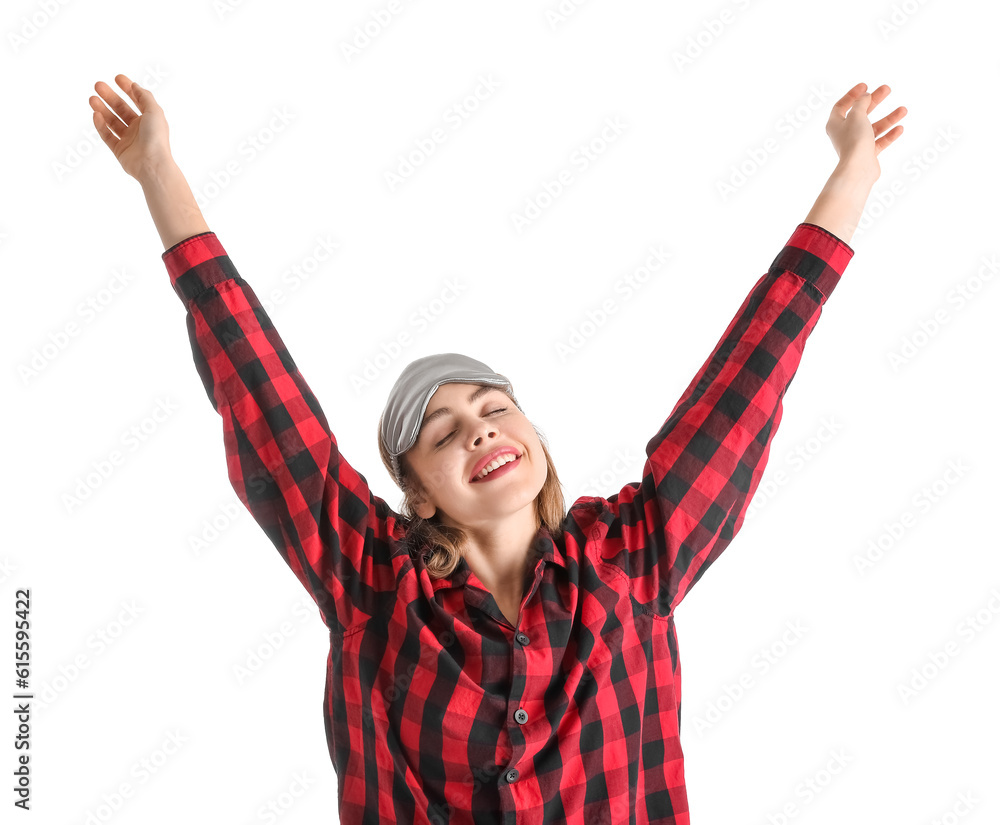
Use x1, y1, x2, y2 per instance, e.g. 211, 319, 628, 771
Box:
90, 74, 172, 182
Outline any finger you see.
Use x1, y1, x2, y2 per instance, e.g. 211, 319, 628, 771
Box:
86, 94, 106, 118
115, 73, 146, 108
864, 85, 890, 112
92, 110, 121, 153
873, 105, 907, 137
93, 78, 139, 130
841, 91, 875, 123
875, 124, 904, 155
830, 83, 868, 118
92, 85, 133, 137
90, 98, 126, 140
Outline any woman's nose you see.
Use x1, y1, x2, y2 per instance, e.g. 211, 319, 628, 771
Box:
471, 425, 498, 445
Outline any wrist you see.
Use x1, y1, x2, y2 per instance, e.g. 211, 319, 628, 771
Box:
803, 166, 876, 248
136, 158, 211, 251
833, 157, 879, 187
136, 156, 181, 188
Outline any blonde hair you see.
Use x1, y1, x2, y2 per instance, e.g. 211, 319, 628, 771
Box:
377, 389, 566, 579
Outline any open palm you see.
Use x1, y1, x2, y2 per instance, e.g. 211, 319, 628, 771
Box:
827, 83, 907, 179
89, 75, 171, 180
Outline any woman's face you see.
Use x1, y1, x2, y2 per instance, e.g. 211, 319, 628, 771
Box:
402, 382, 547, 530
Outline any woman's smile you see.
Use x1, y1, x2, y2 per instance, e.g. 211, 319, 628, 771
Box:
471, 454, 521, 484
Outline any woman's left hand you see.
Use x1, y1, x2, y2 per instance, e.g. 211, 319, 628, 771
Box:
826, 83, 907, 180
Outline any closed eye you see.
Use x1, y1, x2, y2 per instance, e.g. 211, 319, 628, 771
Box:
435, 407, 508, 448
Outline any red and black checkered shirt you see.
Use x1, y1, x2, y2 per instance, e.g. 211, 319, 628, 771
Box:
162, 222, 853, 824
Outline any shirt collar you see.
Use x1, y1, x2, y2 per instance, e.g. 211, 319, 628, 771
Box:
424, 525, 565, 595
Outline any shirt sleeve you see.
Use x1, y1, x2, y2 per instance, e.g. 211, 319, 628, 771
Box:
594, 222, 854, 616
162, 231, 401, 634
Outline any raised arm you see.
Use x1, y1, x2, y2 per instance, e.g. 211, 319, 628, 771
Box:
803, 82, 906, 246
591, 83, 906, 616
91, 75, 401, 633
90, 76, 209, 251
599, 221, 853, 616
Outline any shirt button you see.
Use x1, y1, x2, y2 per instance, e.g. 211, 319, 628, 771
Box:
516, 632, 530, 645
505, 768, 519, 783
514, 709, 528, 724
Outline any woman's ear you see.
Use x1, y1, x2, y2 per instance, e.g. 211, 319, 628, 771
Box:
403, 468, 437, 520
413, 496, 436, 520
409, 482, 435, 519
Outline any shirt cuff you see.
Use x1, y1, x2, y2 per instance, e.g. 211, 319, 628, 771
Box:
161, 231, 239, 305
767, 222, 855, 301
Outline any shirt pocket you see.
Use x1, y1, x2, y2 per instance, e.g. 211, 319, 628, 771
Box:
566, 563, 652, 747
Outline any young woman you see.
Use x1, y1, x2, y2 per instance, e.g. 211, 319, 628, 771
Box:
90, 75, 905, 824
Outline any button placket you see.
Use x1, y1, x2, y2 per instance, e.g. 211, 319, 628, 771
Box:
505, 592, 533, 791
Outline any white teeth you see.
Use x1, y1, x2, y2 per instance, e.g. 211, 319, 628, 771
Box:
475, 453, 517, 480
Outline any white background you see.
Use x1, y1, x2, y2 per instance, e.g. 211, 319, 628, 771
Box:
5, 0, 998, 822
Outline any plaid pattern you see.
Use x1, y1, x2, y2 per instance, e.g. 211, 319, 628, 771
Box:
162, 222, 853, 824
